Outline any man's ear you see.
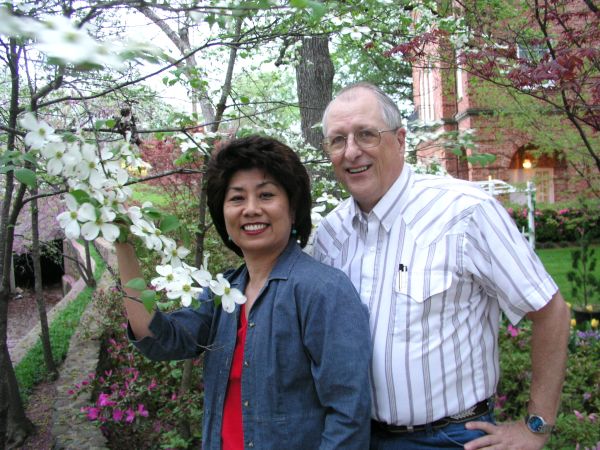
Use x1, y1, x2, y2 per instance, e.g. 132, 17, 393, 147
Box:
396, 127, 407, 144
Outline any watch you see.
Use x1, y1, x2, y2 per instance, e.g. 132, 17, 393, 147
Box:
525, 414, 554, 434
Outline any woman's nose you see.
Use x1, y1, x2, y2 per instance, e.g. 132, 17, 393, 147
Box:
243, 196, 261, 215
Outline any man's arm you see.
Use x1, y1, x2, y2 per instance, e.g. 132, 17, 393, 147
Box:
464, 291, 570, 450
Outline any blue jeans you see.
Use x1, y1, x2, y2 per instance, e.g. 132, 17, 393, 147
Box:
370, 413, 496, 449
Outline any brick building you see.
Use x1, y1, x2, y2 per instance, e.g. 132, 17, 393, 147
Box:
408, 2, 596, 205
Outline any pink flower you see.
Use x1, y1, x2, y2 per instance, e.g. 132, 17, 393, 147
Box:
112, 409, 125, 422
126, 408, 136, 423
588, 413, 597, 423
148, 379, 158, 391
574, 410, 585, 421
507, 325, 519, 337
97, 393, 116, 407
85, 407, 101, 420
137, 404, 149, 418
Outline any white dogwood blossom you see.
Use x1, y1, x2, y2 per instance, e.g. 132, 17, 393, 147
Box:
80, 206, 120, 242
210, 273, 246, 313
20, 113, 60, 150
21, 113, 245, 312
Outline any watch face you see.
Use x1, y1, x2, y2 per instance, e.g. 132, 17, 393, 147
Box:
528, 415, 545, 432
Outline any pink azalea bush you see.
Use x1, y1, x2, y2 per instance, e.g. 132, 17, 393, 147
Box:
71, 288, 203, 449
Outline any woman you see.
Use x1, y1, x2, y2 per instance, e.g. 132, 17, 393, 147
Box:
116, 135, 371, 449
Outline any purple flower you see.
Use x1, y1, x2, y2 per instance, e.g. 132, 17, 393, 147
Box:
507, 325, 519, 337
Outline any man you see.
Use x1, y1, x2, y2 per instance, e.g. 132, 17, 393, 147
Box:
312, 82, 570, 449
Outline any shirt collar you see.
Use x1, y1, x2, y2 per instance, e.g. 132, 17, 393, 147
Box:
350, 164, 414, 233
230, 239, 301, 290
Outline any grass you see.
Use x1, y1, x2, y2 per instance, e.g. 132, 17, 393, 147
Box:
130, 183, 171, 208
15, 245, 106, 402
536, 244, 600, 305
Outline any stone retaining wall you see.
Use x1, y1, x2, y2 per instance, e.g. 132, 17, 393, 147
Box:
51, 238, 117, 450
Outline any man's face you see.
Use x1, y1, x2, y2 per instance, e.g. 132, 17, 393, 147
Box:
324, 89, 406, 212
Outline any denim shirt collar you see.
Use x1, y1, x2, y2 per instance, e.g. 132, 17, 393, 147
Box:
229, 239, 302, 291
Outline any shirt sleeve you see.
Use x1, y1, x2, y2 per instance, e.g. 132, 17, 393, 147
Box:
299, 266, 372, 450
464, 197, 558, 324
127, 287, 216, 361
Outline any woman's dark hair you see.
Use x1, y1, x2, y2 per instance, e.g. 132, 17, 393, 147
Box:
205, 135, 312, 257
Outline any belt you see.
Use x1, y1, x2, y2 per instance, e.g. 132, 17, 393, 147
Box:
371, 399, 491, 434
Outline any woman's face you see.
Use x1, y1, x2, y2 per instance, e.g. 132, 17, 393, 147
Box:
223, 168, 293, 261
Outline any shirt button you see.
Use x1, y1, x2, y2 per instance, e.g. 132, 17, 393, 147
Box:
247, 442, 254, 448
248, 322, 255, 328
243, 360, 249, 367
243, 400, 249, 407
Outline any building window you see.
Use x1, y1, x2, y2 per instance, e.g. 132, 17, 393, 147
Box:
418, 63, 435, 123
508, 167, 555, 204
456, 56, 463, 99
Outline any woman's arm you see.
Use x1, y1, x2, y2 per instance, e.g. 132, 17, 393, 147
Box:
302, 271, 372, 450
114, 242, 154, 339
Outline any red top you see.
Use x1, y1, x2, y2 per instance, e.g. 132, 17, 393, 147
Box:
221, 305, 247, 450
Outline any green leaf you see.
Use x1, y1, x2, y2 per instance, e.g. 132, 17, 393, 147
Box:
105, 118, 116, 128
22, 153, 39, 164
70, 189, 92, 204
467, 153, 497, 166
125, 277, 147, 291
141, 289, 157, 313
213, 296, 222, 308
290, 0, 308, 7
94, 119, 106, 130
14, 168, 36, 187
159, 214, 180, 233
0, 165, 15, 174
240, 96, 250, 104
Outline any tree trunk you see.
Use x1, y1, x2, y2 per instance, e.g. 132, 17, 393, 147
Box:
295, 35, 334, 150
0, 37, 31, 448
31, 191, 58, 379
4, 345, 35, 448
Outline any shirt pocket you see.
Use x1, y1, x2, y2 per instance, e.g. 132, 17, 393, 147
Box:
393, 269, 452, 303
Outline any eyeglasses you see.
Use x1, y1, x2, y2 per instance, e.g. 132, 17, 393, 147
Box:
322, 128, 398, 156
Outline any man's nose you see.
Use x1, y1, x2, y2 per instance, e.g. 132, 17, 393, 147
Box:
344, 133, 363, 160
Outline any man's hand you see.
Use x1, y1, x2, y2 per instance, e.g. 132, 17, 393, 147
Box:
463, 420, 549, 450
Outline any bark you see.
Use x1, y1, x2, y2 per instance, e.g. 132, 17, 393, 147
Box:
30, 190, 58, 379
0, 37, 30, 448
295, 35, 334, 150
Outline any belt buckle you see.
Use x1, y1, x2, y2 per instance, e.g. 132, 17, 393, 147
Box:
449, 405, 478, 421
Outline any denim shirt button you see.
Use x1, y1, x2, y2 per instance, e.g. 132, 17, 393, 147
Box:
243, 360, 249, 367
247, 441, 254, 448
248, 321, 256, 328
243, 400, 249, 407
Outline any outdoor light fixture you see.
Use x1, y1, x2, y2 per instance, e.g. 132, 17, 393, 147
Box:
522, 158, 532, 169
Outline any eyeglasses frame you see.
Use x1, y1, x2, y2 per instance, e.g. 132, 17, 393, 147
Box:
322, 128, 398, 156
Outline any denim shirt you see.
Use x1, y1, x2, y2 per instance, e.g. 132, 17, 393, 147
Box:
129, 241, 371, 449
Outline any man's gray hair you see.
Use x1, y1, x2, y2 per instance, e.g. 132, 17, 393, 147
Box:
322, 82, 403, 136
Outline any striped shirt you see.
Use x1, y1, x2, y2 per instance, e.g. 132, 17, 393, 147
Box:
312, 164, 558, 426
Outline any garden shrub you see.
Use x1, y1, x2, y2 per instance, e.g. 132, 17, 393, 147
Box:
497, 319, 600, 449
505, 199, 600, 245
